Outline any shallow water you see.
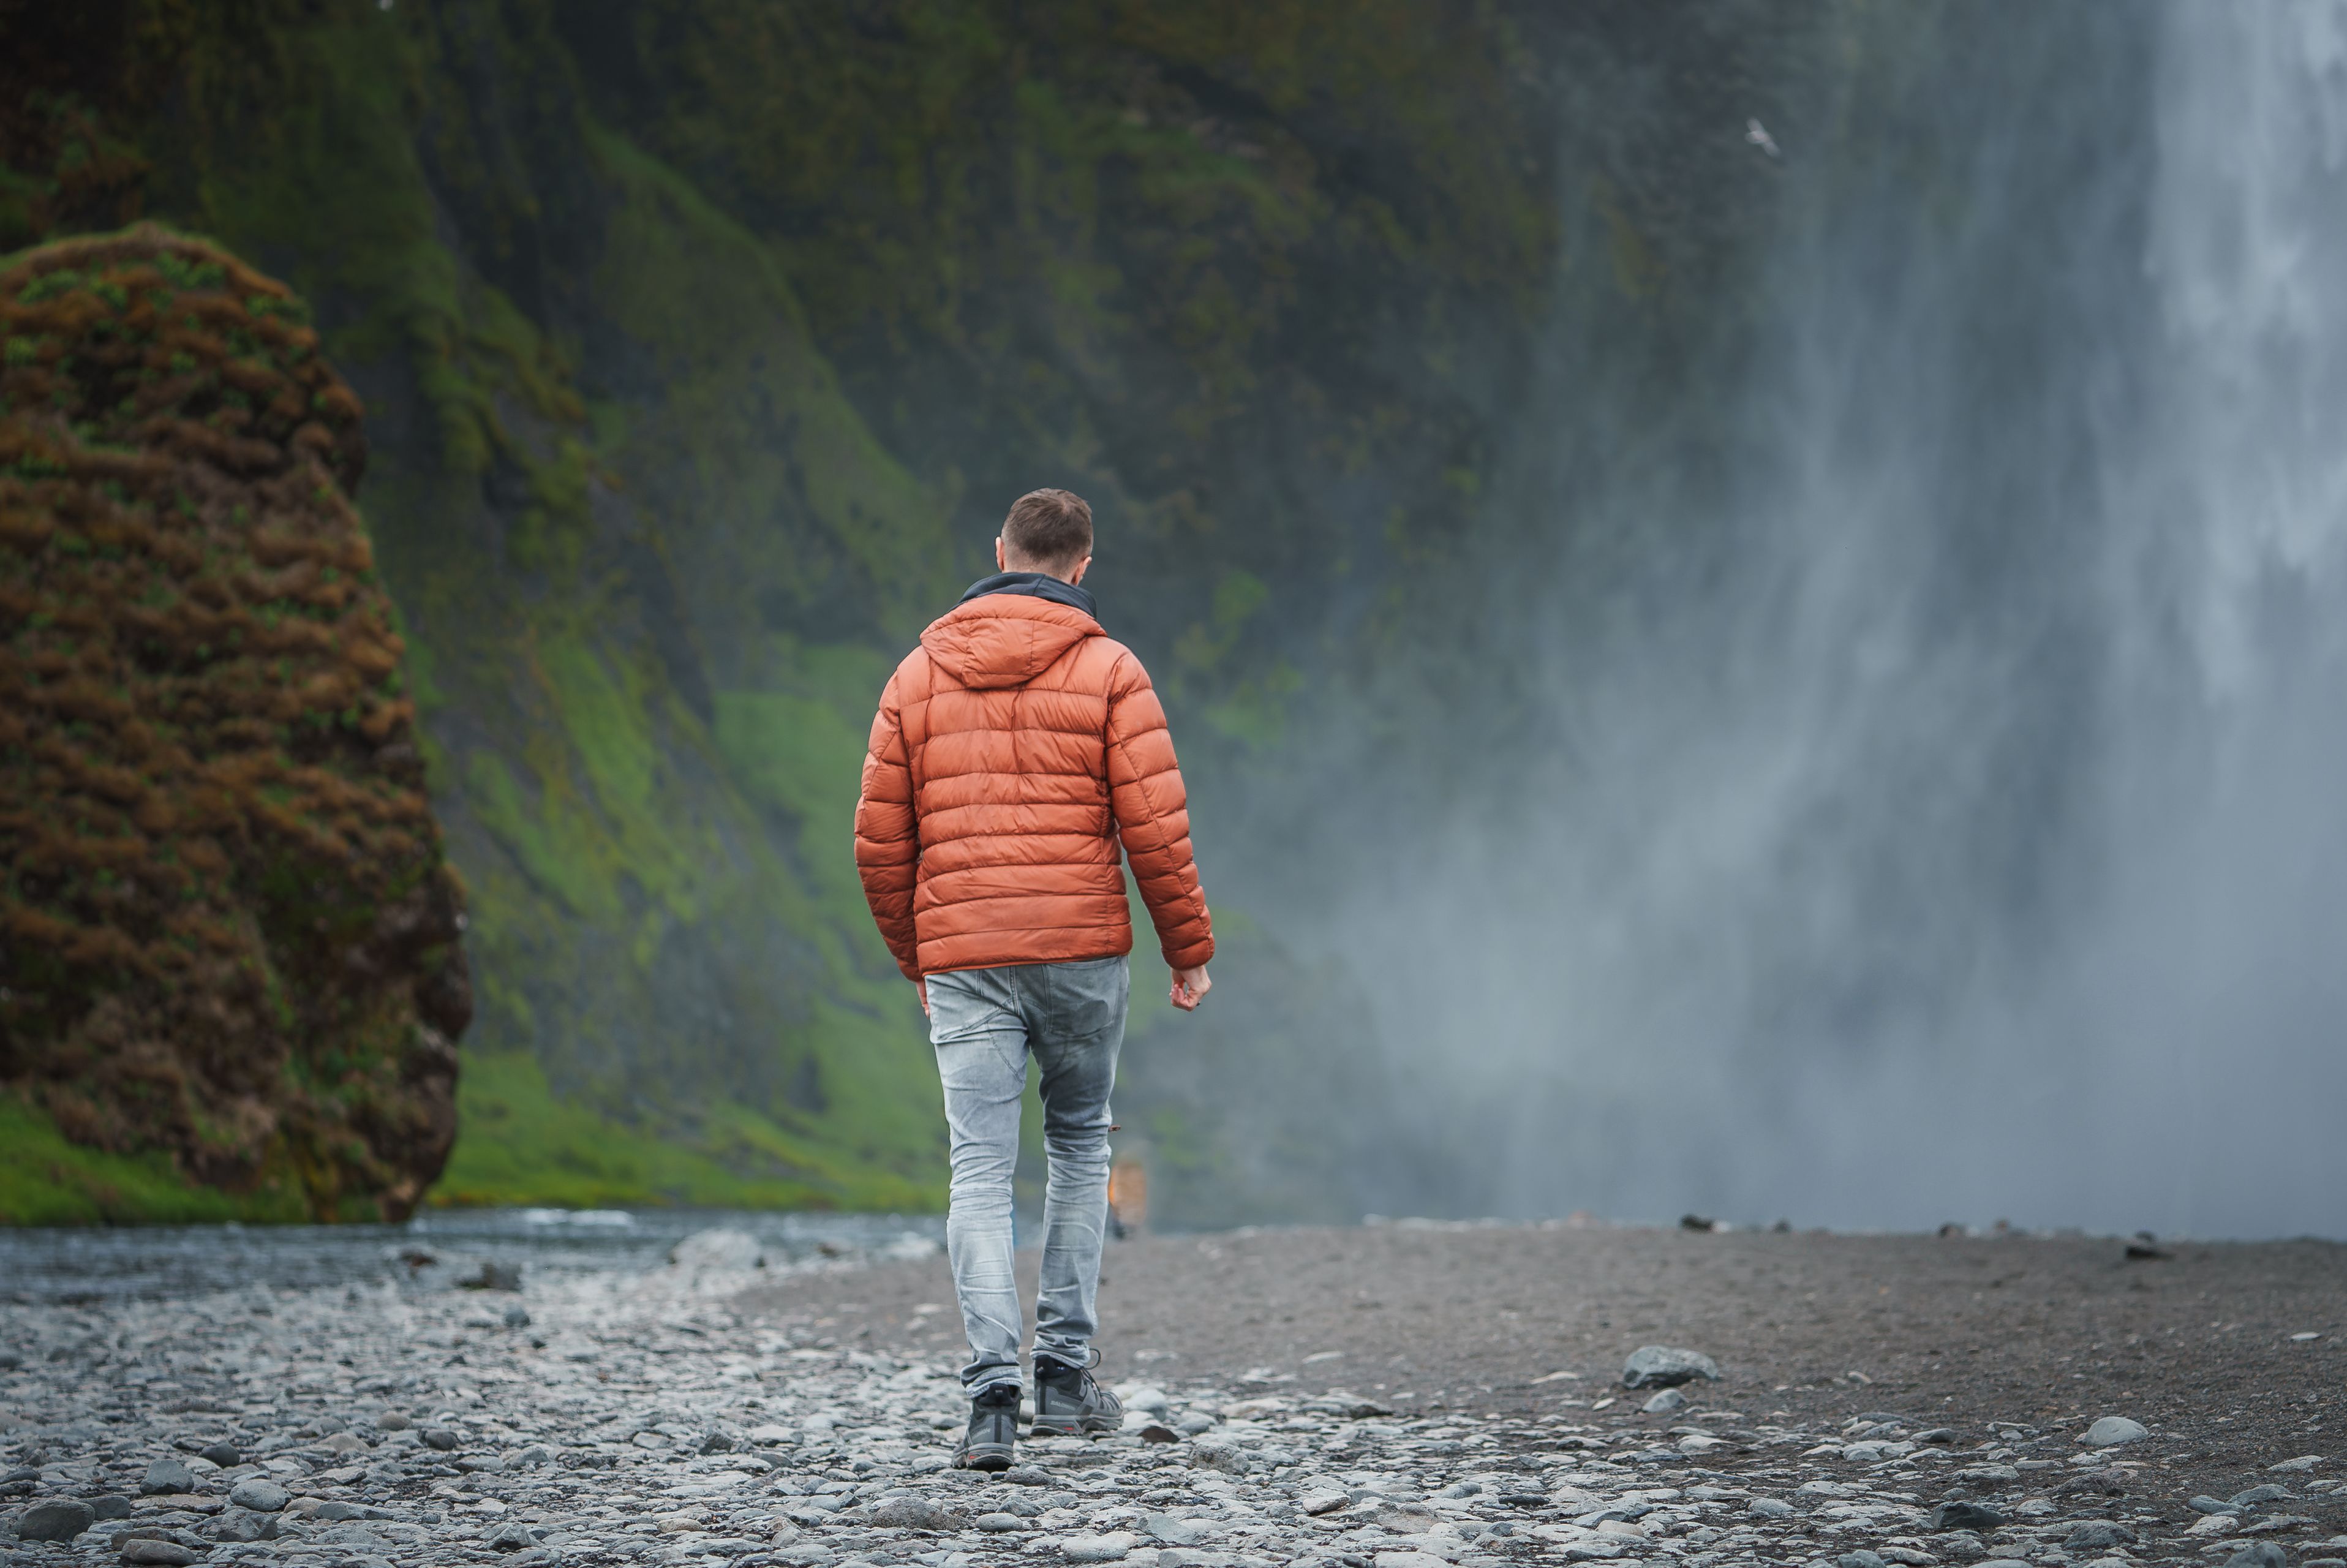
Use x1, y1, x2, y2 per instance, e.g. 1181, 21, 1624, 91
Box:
0, 1207, 944, 1305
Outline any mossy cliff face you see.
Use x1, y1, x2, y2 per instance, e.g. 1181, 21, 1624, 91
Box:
0, 0, 1634, 1219
0, 227, 470, 1223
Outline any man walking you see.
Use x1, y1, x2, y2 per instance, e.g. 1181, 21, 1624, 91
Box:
854, 488, 1215, 1471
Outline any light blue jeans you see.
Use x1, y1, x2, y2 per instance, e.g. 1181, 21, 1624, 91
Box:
927, 956, 1129, 1394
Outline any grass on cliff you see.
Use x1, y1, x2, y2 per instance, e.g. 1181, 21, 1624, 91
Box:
431, 1052, 940, 1213
0, 1098, 308, 1226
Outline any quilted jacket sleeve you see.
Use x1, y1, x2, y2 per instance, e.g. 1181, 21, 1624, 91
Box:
1106, 652, 1215, 970
854, 667, 922, 979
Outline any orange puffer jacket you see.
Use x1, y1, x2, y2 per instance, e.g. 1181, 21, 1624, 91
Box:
855, 589, 1215, 980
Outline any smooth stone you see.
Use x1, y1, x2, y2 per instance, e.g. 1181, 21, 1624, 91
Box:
1144, 1516, 1207, 1545
1117, 1385, 1174, 1417
2065, 1523, 2137, 1550
976, 1513, 1025, 1532
2270, 1455, 2327, 1472
1374, 1554, 1455, 1568
1839, 1553, 1887, 1568
89, 1494, 133, 1520
1931, 1501, 2006, 1531
2079, 1416, 2147, 1448
1060, 1532, 1138, 1562
668, 1229, 766, 1271
2223, 1547, 2288, 1568
197, 1444, 239, 1468
313, 1502, 390, 1521
140, 1460, 195, 1496
121, 1542, 200, 1566
2190, 1496, 2243, 1515
502, 1303, 532, 1328
16, 1498, 97, 1541
2231, 1485, 2293, 1507
487, 1521, 543, 1552
206, 1508, 279, 1542
1621, 1346, 1721, 1389
421, 1428, 461, 1451
1748, 1498, 1795, 1519
865, 1496, 962, 1531
1189, 1440, 1252, 1474
227, 1477, 290, 1512
1975, 1561, 2035, 1568
459, 1260, 523, 1291
1641, 1389, 1686, 1415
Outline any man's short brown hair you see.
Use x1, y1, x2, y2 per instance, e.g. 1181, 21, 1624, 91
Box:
1002, 488, 1093, 572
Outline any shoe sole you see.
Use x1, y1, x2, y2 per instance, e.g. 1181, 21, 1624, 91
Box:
1028, 1415, 1120, 1438
954, 1442, 1015, 1471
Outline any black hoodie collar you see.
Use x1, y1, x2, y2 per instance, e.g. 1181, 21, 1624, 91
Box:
958, 570, 1099, 623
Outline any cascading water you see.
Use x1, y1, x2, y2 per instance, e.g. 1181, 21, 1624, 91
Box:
1304, 2, 2347, 1237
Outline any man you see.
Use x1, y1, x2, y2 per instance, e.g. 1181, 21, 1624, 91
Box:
854, 488, 1215, 1471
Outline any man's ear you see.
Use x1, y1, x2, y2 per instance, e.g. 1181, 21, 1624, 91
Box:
1069, 554, 1093, 587
995, 536, 1008, 572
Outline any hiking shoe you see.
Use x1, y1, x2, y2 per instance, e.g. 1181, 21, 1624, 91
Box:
952, 1383, 1019, 1471
1031, 1350, 1123, 1437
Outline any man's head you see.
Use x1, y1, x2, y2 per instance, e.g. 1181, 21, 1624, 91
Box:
996, 488, 1093, 584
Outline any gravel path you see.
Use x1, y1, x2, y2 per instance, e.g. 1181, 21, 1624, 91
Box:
2, 1221, 2341, 1568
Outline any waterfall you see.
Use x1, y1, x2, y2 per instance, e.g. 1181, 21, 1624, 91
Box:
1311, 2, 2347, 1237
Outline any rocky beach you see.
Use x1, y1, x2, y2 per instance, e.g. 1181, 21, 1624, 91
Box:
4, 1220, 2340, 1568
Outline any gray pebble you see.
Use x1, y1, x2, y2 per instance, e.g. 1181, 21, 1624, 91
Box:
226, 1477, 290, 1512
1621, 1346, 1722, 1389
2079, 1415, 2147, 1448
1641, 1389, 1686, 1414
139, 1458, 194, 1496
15, 1498, 96, 1540
866, 1496, 962, 1531
121, 1542, 200, 1566
2223, 1547, 2288, 1568
1931, 1500, 2006, 1531
2065, 1522, 2137, 1550
89, 1494, 132, 1520
206, 1508, 279, 1542
17, 1493, 94, 1540
422, 1427, 461, 1451
197, 1443, 239, 1468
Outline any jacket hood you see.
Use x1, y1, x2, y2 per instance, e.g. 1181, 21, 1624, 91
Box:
922, 587, 1102, 690
957, 569, 1099, 620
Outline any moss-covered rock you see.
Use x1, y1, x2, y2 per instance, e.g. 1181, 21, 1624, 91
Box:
0, 225, 469, 1223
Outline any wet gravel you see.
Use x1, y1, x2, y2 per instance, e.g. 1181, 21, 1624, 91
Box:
2, 1218, 2340, 1568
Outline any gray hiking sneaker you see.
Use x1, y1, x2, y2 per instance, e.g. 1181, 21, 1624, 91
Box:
952, 1382, 1019, 1471
1030, 1350, 1123, 1436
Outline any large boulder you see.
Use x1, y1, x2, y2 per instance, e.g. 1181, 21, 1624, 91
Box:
0, 226, 469, 1221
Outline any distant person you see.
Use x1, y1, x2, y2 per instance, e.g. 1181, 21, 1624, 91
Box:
854, 488, 1216, 1471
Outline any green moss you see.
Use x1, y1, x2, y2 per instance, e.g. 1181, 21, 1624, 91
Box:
435, 1051, 936, 1212
0, 1096, 307, 1225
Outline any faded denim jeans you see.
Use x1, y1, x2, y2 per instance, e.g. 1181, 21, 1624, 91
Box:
927, 956, 1129, 1394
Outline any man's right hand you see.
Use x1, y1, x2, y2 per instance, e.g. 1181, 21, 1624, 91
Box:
1170, 966, 1211, 1012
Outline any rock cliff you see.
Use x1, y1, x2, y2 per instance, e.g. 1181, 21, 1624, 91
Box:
0, 227, 469, 1221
